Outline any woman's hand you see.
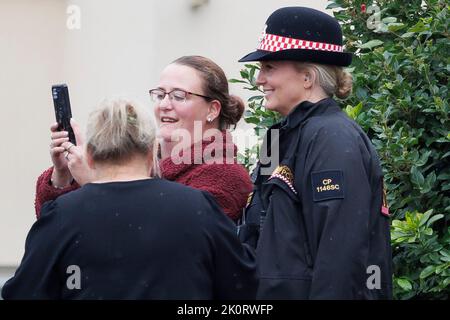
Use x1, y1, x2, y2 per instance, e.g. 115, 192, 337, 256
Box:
51, 119, 92, 187
49, 122, 73, 188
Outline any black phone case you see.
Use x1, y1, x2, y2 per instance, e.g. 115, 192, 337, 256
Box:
52, 84, 76, 145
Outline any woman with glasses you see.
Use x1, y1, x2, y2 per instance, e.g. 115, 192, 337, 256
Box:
2, 98, 257, 299
34, 56, 252, 222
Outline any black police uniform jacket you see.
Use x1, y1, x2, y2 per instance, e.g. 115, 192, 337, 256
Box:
239, 98, 392, 299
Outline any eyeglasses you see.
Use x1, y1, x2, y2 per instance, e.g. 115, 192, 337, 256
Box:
148, 88, 212, 104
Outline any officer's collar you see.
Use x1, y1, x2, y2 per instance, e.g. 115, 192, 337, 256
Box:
279, 97, 339, 130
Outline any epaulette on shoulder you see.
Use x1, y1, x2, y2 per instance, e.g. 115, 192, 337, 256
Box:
269, 165, 298, 195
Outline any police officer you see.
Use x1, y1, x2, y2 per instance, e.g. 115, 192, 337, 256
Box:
238, 7, 392, 299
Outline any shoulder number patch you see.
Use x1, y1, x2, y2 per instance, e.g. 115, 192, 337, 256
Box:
311, 170, 344, 202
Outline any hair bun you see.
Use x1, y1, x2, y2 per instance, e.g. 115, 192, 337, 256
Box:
221, 95, 245, 127
336, 69, 353, 99
172, 56, 246, 130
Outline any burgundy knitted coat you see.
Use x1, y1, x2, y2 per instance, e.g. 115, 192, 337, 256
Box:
35, 131, 252, 221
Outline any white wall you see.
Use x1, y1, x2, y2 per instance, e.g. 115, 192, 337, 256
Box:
0, 0, 327, 266
0, 0, 67, 266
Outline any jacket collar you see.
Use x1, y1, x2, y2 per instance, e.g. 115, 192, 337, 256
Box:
278, 97, 341, 131
252, 98, 341, 181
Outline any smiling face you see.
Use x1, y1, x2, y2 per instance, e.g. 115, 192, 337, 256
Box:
256, 61, 307, 115
154, 63, 212, 142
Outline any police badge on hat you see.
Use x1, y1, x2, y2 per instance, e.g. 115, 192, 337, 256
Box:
258, 24, 267, 46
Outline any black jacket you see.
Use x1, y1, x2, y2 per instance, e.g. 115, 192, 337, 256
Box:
239, 98, 392, 299
2, 178, 257, 300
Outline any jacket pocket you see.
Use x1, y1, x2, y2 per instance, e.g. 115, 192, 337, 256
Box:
257, 180, 313, 283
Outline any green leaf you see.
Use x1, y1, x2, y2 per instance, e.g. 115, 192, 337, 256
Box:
396, 278, 412, 291
426, 214, 444, 228
401, 32, 416, 38
388, 23, 406, 32
244, 117, 261, 125
358, 40, 384, 50
244, 64, 259, 70
248, 95, 264, 102
391, 220, 404, 228
249, 67, 256, 82
326, 2, 342, 10
419, 209, 434, 227
437, 172, 450, 180
440, 250, 450, 262
443, 277, 450, 288
345, 102, 363, 120
411, 166, 425, 187
408, 21, 429, 33
425, 171, 436, 185
382, 17, 397, 24
240, 70, 249, 79
420, 265, 436, 279
229, 79, 247, 84
416, 150, 431, 166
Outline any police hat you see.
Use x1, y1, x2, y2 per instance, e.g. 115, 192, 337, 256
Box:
239, 7, 352, 66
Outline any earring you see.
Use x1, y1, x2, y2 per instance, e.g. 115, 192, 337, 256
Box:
207, 117, 212, 123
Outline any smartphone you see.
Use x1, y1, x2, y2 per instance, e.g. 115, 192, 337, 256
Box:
52, 84, 76, 145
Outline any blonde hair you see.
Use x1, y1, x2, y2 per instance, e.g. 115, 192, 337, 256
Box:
86, 97, 156, 166
297, 63, 353, 99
